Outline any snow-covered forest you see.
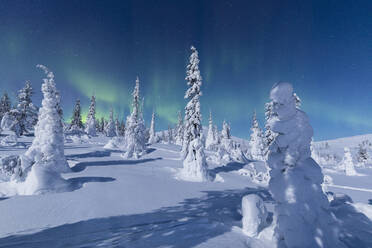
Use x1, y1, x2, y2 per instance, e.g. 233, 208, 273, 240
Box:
0, 46, 372, 248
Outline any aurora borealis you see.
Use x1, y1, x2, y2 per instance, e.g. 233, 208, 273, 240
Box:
0, 0, 371, 140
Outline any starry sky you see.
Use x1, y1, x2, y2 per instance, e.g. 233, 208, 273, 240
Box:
0, 0, 371, 140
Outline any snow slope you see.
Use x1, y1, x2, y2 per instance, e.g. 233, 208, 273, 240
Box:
0, 135, 371, 247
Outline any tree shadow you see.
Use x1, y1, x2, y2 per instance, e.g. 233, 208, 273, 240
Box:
67, 176, 116, 192
71, 158, 163, 172
66, 150, 111, 159
0, 188, 271, 248
209, 162, 246, 178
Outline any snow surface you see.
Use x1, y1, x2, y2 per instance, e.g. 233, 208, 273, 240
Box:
0, 134, 372, 247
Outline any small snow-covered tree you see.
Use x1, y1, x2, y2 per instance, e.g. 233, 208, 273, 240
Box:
123, 77, 146, 159
22, 65, 70, 194
267, 82, 344, 247
357, 143, 369, 165
221, 120, 233, 151
115, 116, 120, 136
148, 111, 157, 144
248, 111, 265, 161
175, 110, 184, 145
17, 81, 38, 134
205, 111, 218, 150
179, 46, 208, 182
99, 117, 105, 133
167, 125, 173, 143
340, 147, 356, 175
105, 108, 116, 137
69, 99, 84, 133
85, 95, 97, 136
0, 92, 11, 120
119, 120, 125, 136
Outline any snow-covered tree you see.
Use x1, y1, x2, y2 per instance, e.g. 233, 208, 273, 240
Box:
248, 111, 265, 161
123, 77, 146, 159
357, 143, 369, 165
115, 116, 120, 136
264, 101, 276, 153
22, 65, 70, 194
167, 125, 173, 144
16, 81, 38, 134
205, 111, 218, 150
175, 110, 184, 145
179, 46, 208, 182
340, 147, 357, 176
0, 92, 11, 120
69, 99, 84, 133
99, 117, 105, 133
85, 95, 97, 136
267, 82, 344, 247
221, 120, 233, 151
119, 120, 125, 136
105, 108, 116, 137
293, 92, 301, 109
148, 111, 157, 144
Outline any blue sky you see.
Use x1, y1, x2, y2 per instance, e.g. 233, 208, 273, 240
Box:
0, 0, 371, 140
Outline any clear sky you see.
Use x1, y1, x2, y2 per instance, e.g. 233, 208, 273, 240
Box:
0, 0, 371, 140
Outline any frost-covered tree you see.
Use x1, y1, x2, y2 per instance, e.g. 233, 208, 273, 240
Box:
264, 101, 276, 152
115, 116, 120, 136
22, 65, 70, 194
148, 111, 157, 144
205, 111, 218, 150
179, 46, 208, 182
69, 99, 84, 133
123, 77, 146, 159
357, 143, 369, 165
248, 111, 265, 161
99, 117, 105, 133
0, 92, 11, 120
340, 147, 356, 176
267, 82, 344, 247
221, 120, 233, 151
119, 120, 125, 136
16, 81, 38, 134
85, 95, 97, 136
105, 108, 116, 137
167, 125, 173, 144
293, 92, 301, 109
175, 110, 184, 145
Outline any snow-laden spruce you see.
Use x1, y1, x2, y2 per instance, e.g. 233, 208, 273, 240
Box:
104, 108, 116, 137
85, 95, 97, 136
357, 143, 368, 166
248, 111, 265, 161
0, 92, 11, 121
340, 147, 357, 176
179, 46, 208, 182
122, 77, 146, 159
267, 82, 344, 248
68, 99, 84, 134
16, 81, 38, 134
205, 111, 218, 150
174, 110, 184, 145
21, 65, 70, 195
148, 111, 158, 144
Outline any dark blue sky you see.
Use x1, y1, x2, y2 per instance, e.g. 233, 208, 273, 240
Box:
0, 0, 371, 140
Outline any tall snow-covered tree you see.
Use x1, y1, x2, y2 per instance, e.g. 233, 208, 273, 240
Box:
123, 77, 146, 159
0, 92, 11, 120
179, 46, 208, 182
69, 99, 84, 133
205, 111, 218, 150
85, 95, 97, 136
22, 65, 70, 194
148, 111, 157, 144
105, 108, 116, 137
267, 82, 344, 247
16, 81, 38, 134
248, 111, 265, 161
167, 125, 173, 143
175, 110, 184, 145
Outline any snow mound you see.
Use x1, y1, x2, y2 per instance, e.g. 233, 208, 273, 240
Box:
242, 194, 268, 237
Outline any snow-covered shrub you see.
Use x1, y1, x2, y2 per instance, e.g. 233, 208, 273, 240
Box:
0, 131, 18, 146
248, 111, 265, 161
241, 194, 268, 237
104, 136, 125, 150
0, 155, 22, 181
267, 82, 344, 247
21, 65, 70, 194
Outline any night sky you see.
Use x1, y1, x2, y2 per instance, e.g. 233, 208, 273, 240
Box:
0, 0, 371, 140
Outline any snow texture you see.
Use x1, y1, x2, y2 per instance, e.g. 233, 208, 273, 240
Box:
242, 194, 268, 237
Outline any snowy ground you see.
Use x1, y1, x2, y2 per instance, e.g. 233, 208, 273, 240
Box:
0, 135, 371, 247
